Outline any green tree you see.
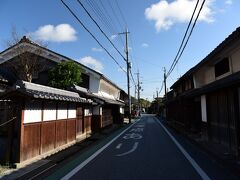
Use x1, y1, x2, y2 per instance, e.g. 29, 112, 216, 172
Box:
48, 61, 83, 89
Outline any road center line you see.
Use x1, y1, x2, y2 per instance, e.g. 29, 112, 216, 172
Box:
61, 119, 139, 180
116, 143, 122, 149
154, 117, 211, 180
115, 142, 139, 157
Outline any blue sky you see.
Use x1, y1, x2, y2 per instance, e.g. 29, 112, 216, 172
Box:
0, 0, 240, 100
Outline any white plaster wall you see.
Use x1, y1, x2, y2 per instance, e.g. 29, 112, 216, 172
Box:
93, 106, 102, 115
193, 69, 205, 88
89, 75, 100, 93
57, 103, 68, 119
24, 101, 42, 123
43, 102, 56, 121
201, 95, 207, 122
99, 79, 120, 100
84, 108, 92, 116
204, 66, 215, 84
120, 107, 124, 114
231, 48, 240, 73
194, 66, 215, 88
68, 104, 76, 118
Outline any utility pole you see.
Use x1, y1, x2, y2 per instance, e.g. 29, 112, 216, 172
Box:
164, 67, 167, 100
134, 85, 137, 99
163, 67, 167, 120
136, 70, 140, 115
156, 88, 159, 115
119, 29, 131, 123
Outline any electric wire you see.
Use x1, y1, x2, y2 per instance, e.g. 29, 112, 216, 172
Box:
85, 0, 114, 35
107, 0, 125, 44
60, 0, 126, 73
167, 0, 202, 77
115, 0, 128, 27
76, 0, 126, 62
159, 81, 164, 95
130, 69, 136, 86
167, 0, 206, 77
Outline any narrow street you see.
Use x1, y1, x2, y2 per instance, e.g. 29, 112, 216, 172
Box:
46, 115, 237, 180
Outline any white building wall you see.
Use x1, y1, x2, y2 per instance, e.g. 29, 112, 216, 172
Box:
24, 101, 42, 123
89, 75, 100, 93
93, 106, 102, 115
201, 95, 207, 122
231, 48, 240, 73
57, 103, 68, 119
68, 104, 76, 118
99, 79, 120, 100
43, 102, 56, 121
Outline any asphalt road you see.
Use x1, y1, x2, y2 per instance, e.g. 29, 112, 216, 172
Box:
48, 114, 237, 180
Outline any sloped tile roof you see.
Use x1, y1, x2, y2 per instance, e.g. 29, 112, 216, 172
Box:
15, 81, 92, 103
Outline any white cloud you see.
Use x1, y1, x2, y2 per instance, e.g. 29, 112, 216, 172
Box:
32, 24, 77, 42
91, 47, 103, 52
110, 34, 117, 40
145, 0, 215, 31
79, 56, 103, 72
225, 0, 232, 5
142, 43, 149, 48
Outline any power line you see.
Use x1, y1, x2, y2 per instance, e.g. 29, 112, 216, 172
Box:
115, 0, 128, 29
85, 0, 114, 35
167, 0, 203, 77
60, 0, 126, 73
76, 0, 126, 62
107, 0, 125, 44
167, 0, 199, 76
130, 69, 136, 86
85, 0, 124, 48
159, 81, 164, 95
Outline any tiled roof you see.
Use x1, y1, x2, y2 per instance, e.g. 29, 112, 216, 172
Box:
15, 81, 92, 103
70, 84, 124, 106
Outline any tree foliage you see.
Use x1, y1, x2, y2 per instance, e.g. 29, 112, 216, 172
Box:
48, 61, 83, 89
139, 98, 151, 108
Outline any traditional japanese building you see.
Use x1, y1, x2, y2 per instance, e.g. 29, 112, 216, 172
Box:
167, 26, 240, 156
0, 36, 125, 164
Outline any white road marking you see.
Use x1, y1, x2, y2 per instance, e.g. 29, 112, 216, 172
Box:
116, 143, 122, 149
61, 120, 139, 180
27, 164, 56, 180
154, 117, 211, 180
123, 133, 142, 139
115, 142, 139, 157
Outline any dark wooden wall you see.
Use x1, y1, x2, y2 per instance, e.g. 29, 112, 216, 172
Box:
20, 101, 82, 162
76, 107, 83, 135
92, 115, 101, 133
21, 123, 41, 161
207, 88, 238, 154
84, 116, 92, 133
102, 107, 113, 128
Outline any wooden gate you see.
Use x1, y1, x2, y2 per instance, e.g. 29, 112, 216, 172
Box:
207, 88, 238, 154
102, 107, 113, 128
0, 100, 20, 163
76, 106, 83, 135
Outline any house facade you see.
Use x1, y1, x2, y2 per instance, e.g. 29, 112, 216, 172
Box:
0, 81, 94, 163
167, 27, 240, 156
0, 37, 125, 163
